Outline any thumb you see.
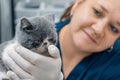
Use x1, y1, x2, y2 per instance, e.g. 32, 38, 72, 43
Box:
7, 71, 20, 80
59, 72, 64, 80
7, 71, 32, 80
48, 45, 60, 58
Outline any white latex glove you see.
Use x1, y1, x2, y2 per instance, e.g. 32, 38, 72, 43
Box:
3, 43, 63, 80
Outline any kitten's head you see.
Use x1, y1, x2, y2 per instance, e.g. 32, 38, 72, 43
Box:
15, 15, 57, 52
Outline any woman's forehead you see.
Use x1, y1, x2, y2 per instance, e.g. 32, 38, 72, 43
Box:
95, 0, 120, 9
96, 0, 120, 36
98, 0, 120, 16
86, 0, 120, 18
75, 0, 120, 19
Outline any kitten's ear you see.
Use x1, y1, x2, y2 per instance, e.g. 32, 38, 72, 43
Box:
20, 17, 33, 33
44, 14, 55, 22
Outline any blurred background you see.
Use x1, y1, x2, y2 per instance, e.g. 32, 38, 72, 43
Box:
0, 0, 74, 43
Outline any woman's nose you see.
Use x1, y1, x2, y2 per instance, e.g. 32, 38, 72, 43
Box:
91, 18, 108, 37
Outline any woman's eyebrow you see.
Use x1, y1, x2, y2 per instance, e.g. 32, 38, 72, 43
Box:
98, 3, 109, 13
98, 3, 120, 28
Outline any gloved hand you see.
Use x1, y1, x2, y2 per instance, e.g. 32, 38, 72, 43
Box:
2, 43, 63, 80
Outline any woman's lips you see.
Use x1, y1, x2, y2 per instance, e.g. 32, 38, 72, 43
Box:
83, 29, 97, 43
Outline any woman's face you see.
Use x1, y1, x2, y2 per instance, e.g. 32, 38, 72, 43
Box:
69, 0, 120, 53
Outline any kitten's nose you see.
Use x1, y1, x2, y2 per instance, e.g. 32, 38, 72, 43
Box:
42, 42, 50, 50
42, 38, 54, 49
43, 42, 47, 46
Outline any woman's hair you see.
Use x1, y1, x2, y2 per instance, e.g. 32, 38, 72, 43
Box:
60, 3, 74, 21
60, 0, 86, 21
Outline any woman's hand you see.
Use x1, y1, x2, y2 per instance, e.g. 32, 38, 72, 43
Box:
2, 43, 63, 80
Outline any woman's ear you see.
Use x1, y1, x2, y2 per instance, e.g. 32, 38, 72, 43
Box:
71, 0, 85, 14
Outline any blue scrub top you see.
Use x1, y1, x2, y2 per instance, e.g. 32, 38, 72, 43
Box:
55, 20, 120, 80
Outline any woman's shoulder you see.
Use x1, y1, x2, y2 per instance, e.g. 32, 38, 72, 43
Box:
97, 39, 120, 79
66, 39, 120, 80
113, 39, 120, 52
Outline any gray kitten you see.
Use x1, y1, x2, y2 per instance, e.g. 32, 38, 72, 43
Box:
0, 15, 57, 80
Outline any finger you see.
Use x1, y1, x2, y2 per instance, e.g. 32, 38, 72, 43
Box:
59, 72, 64, 80
7, 46, 35, 74
48, 45, 60, 58
3, 51, 32, 79
7, 71, 32, 80
7, 71, 20, 80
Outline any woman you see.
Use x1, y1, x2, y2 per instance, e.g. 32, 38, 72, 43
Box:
3, 0, 120, 80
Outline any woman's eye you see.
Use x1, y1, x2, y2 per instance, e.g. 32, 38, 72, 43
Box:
93, 8, 102, 17
109, 24, 119, 33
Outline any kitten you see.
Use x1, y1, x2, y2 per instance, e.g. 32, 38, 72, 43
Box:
0, 15, 57, 80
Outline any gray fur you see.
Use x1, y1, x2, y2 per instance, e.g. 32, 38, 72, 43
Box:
0, 15, 57, 80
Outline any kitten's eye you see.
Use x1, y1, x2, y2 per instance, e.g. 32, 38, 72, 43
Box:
109, 24, 119, 34
48, 38, 54, 42
48, 38, 56, 44
93, 8, 102, 17
38, 39, 43, 43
